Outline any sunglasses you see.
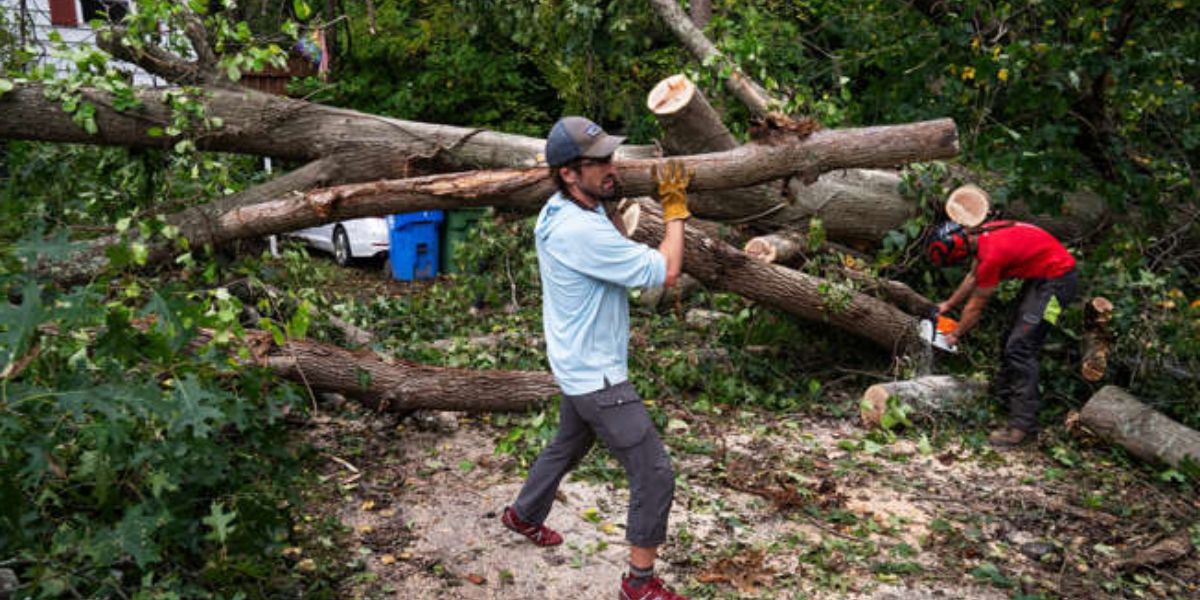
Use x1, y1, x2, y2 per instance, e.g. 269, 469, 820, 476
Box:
577, 155, 614, 167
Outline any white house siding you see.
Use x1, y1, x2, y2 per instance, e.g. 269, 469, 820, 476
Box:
1, 0, 162, 87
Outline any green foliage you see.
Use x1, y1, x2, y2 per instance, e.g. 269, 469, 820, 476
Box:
0, 272, 332, 597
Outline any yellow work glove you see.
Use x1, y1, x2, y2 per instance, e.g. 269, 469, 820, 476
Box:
652, 159, 693, 222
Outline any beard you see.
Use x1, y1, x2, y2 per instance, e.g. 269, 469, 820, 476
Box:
592, 175, 622, 202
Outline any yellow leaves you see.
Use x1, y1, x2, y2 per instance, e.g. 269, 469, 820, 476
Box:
961, 66, 976, 81
379, 554, 397, 565
971, 36, 981, 51
360, 499, 376, 511
998, 68, 1010, 83
1090, 30, 1102, 42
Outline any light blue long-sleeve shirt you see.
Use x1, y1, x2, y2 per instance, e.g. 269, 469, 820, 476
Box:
535, 193, 667, 395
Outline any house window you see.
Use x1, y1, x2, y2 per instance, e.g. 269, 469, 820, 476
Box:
49, 0, 80, 26
81, 0, 130, 23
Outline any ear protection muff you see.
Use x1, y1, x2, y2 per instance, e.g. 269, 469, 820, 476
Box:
927, 221, 971, 267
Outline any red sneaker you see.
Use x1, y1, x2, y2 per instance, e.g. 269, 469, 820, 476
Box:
619, 574, 688, 600
500, 506, 563, 547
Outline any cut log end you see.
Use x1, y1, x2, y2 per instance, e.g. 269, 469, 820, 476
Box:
647, 74, 697, 115
619, 198, 642, 235
860, 384, 891, 427
743, 238, 777, 263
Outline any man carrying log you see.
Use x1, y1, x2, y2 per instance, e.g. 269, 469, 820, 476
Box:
927, 200, 1078, 448
501, 116, 692, 600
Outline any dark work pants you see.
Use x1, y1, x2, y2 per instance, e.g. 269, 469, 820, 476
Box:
511, 380, 675, 547
994, 270, 1078, 433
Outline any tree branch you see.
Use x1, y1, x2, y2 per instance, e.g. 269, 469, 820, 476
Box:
96, 27, 212, 85
648, 0, 777, 116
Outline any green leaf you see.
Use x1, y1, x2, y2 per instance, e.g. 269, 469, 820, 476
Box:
0, 78, 13, 97
293, 0, 312, 21
171, 374, 225, 438
917, 434, 933, 456
0, 281, 45, 368
203, 501, 238, 544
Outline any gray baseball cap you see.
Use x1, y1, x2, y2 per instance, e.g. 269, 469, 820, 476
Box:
545, 116, 625, 167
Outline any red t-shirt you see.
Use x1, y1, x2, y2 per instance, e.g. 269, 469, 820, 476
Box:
973, 221, 1076, 288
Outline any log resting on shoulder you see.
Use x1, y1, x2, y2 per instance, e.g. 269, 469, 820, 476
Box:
620, 199, 924, 353
1078, 385, 1200, 469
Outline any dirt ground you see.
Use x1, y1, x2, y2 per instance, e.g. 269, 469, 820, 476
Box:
294, 395, 1198, 600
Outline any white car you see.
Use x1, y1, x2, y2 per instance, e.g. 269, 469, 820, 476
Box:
286, 217, 390, 266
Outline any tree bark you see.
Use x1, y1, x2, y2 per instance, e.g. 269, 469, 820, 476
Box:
620, 199, 923, 353
690, 0, 712, 29
860, 375, 989, 428
226, 330, 558, 412
1081, 296, 1114, 382
1079, 385, 1200, 469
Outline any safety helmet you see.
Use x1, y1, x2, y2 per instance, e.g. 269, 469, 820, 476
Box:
926, 221, 971, 267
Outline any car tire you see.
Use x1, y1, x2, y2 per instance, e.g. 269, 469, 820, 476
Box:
333, 226, 352, 266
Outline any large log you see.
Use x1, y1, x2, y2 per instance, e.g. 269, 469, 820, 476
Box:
1078, 386, 1200, 469
217, 329, 558, 412
1081, 296, 1114, 382
859, 376, 989, 428
620, 199, 923, 353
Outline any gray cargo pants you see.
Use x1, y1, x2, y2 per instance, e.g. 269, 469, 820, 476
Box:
511, 380, 675, 547
995, 270, 1078, 433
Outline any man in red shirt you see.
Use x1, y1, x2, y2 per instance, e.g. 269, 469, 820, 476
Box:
927, 219, 1078, 447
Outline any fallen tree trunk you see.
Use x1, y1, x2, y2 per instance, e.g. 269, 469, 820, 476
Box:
224, 330, 558, 412
1081, 296, 1114, 382
744, 232, 936, 316
620, 199, 923, 353
1078, 386, 1200, 469
859, 375, 989, 427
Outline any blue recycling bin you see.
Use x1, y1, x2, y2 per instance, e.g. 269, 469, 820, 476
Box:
387, 210, 443, 281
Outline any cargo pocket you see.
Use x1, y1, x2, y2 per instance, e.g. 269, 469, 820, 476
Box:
593, 383, 651, 449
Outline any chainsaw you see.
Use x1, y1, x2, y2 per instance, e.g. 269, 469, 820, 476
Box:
918, 311, 959, 353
